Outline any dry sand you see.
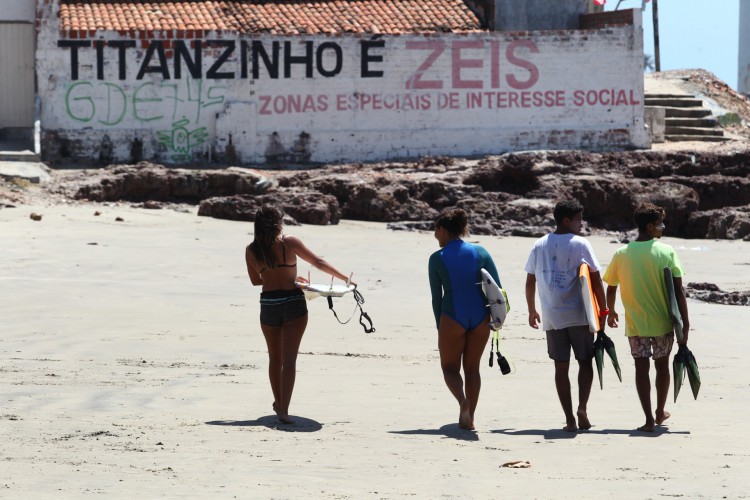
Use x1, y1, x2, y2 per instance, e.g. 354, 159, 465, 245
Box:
1, 203, 749, 498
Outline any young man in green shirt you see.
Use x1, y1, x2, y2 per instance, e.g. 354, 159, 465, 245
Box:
603, 203, 690, 432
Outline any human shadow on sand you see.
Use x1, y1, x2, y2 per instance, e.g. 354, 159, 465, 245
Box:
491, 428, 579, 440
585, 427, 690, 437
206, 415, 323, 433
492, 427, 688, 438
389, 424, 479, 442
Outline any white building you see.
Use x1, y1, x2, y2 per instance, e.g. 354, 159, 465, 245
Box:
9, 0, 651, 164
0, 0, 36, 135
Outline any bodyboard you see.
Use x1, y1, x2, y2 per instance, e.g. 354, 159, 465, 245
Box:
480, 268, 509, 330
664, 267, 684, 343
579, 263, 601, 334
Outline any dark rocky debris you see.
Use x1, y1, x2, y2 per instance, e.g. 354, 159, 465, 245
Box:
50, 150, 750, 240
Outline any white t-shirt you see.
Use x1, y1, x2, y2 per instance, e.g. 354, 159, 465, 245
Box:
524, 233, 601, 331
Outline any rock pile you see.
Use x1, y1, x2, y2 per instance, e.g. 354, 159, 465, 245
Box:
687, 282, 750, 306
58, 150, 750, 240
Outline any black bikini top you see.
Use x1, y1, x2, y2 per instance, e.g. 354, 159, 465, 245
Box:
259, 236, 296, 274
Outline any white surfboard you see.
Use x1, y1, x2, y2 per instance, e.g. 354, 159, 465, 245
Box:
295, 273, 355, 300
296, 282, 355, 300
480, 268, 509, 330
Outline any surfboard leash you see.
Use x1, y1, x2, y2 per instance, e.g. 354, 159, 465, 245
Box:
488, 330, 512, 375
327, 288, 375, 334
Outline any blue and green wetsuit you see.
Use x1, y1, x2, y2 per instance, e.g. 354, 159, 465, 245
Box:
428, 239, 501, 330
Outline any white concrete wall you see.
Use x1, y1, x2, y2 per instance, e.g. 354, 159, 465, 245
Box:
740, 0, 750, 95
0, 0, 35, 22
37, 6, 647, 164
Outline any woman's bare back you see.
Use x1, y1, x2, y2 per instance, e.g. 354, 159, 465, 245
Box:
247, 236, 298, 291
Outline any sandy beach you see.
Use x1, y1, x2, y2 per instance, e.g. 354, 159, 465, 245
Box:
1, 203, 749, 498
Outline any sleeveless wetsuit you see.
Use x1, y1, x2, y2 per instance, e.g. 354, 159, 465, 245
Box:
428, 240, 501, 330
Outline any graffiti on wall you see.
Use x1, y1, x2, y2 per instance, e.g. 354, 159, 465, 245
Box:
155, 118, 209, 161
64, 79, 225, 124
49, 33, 645, 162
64, 78, 223, 158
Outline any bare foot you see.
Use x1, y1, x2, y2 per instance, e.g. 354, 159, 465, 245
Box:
655, 410, 671, 425
577, 410, 592, 430
459, 400, 474, 430
272, 401, 279, 415
563, 422, 578, 433
277, 414, 295, 425
637, 422, 655, 432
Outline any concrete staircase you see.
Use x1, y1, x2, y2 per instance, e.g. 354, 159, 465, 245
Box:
644, 94, 727, 142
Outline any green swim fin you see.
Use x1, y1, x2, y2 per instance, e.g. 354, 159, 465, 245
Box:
593, 331, 605, 389
673, 344, 687, 403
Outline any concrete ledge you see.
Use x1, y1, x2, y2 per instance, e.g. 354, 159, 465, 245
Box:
0, 161, 51, 183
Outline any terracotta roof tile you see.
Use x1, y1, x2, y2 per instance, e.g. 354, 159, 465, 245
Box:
59, 0, 482, 34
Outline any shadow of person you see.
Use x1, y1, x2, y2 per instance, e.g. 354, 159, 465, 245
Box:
625, 426, 686, 437
206, 415, 323, 433
491, 428, 579, 440
389, 424, 479, 442
492, 426, 687, 438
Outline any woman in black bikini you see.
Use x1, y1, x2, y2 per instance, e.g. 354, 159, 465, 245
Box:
245, 205, 352, 424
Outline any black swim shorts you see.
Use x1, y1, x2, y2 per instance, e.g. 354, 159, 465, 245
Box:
546, 325, 594, 362
259, 288, 308, 326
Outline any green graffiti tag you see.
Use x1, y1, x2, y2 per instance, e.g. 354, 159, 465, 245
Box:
64, 80, 225, 126
133, 81, 165, 122
156, 118, 209, 161
101, 82, 127, 125
66, 82, 95, 122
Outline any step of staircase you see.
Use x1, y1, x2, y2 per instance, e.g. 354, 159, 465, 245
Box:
665, 134, 729, 142
665, 126, 725, 137
653, 106, 713, 118
645, 93, 695, 98
0, 128, 38, 162
0, 147, 39, 162
645, 97, 704, 107
665, 117, 719, 128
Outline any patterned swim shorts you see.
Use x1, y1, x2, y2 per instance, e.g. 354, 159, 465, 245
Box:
628, 332, 674, 359
259, 288, 308, 326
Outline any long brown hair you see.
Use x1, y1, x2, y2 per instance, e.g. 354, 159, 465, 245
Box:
250, 205, 283, 269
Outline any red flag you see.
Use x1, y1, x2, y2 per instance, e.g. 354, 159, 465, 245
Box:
594, 0, 606, 5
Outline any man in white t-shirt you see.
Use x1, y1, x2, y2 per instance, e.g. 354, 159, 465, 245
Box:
524, 200, 606, 432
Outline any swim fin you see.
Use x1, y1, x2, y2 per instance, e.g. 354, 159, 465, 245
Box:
685, 347, 701, 400
593, 331, 605, 389
601, 332, 622, 382
673, 344, 687, 402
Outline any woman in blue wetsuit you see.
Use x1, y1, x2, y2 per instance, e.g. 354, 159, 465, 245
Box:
428, 208, 502, 430
245, 205, 353, 424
